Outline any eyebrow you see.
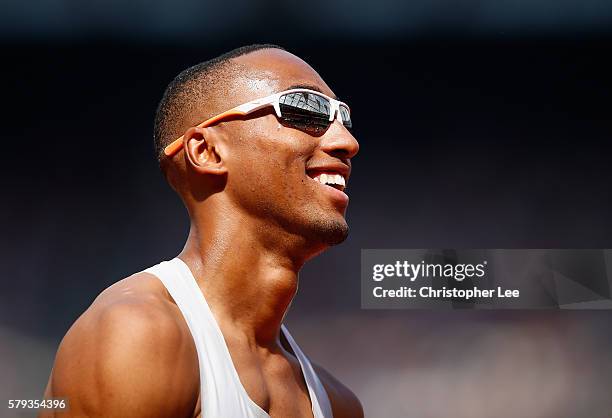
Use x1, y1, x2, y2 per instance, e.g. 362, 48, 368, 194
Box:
285, 83, 339, 101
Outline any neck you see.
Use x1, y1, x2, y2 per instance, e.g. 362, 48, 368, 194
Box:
178, 215, 310, 348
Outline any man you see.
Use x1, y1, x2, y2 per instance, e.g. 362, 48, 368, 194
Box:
41, 44, 362, 418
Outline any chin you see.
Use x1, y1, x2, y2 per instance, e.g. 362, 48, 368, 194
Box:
308, 216, 349, 246
277, 209, 350, 252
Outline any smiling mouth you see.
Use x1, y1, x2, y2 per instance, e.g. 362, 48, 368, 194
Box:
308, 171, 347, 192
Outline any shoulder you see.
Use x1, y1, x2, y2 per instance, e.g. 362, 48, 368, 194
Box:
314, 363, 364, 418
47, 272, 199, 418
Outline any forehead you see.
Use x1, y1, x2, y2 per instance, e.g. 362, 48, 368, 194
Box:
227, 49, 335, 104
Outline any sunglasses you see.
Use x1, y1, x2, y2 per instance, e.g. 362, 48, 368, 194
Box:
164, 88, 352, 157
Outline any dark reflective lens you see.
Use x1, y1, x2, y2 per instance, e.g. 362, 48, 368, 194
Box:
339, 104, 352, 130
279, 92, 331, 132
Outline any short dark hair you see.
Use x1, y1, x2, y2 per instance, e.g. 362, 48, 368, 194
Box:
153, 44, 285, 163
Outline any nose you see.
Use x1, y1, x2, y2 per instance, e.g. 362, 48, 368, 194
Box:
319, 119, 360, 159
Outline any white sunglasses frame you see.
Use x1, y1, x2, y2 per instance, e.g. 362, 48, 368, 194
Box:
164, 88, 351, 157
236, 88, 351, 122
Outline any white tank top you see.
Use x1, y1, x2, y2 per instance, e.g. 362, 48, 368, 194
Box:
144, 258, 333, 418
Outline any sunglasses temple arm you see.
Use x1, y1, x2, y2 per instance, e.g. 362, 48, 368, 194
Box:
163, 109, 248, 157
235, 98, 280, 116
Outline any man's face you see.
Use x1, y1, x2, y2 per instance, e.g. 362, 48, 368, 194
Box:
220, 49, 359, 250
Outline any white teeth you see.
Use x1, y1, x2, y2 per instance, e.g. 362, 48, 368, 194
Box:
311, 172, 347, 189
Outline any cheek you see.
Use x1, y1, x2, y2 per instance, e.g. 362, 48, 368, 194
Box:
239, 135, 313, 178
225, 143, 297, 204
226, 121, 318, 202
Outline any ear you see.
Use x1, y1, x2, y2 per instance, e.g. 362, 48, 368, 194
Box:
182, 126, 228, 176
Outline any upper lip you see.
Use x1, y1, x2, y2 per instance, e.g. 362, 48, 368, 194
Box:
306, 162, 351, 182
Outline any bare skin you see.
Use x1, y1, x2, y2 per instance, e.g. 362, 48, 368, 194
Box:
41, 48, 362, 418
